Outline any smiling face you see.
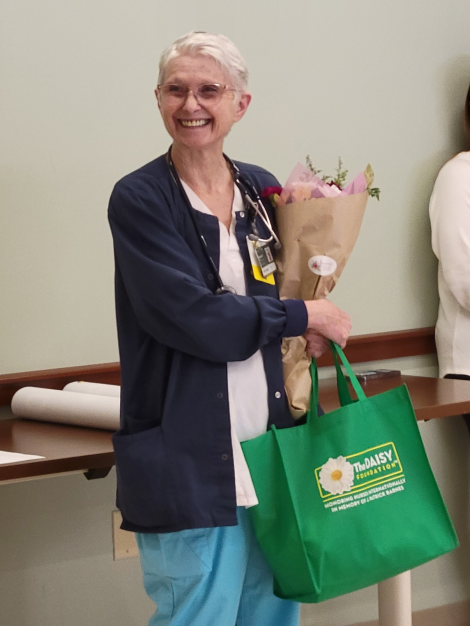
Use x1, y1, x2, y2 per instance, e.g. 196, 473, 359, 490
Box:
156, 54, 251, 155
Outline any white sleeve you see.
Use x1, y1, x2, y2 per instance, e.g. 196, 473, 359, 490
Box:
430, 156, 470, 311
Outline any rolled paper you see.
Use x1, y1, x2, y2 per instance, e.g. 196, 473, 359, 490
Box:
11, 387, 120, 431
63, 381, 121, 397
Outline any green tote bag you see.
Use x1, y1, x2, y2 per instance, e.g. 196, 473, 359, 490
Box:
241, 342, 458, 603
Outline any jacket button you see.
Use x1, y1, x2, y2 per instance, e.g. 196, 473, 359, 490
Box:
208, 273, 214, 280
217, 392, 223, 399
275, 391, 282, 399
222, 454, 228, 461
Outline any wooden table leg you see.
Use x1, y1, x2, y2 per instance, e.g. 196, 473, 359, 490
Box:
378, 571, 412, 626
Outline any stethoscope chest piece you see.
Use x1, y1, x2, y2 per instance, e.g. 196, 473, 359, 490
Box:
215, 285, 237, 296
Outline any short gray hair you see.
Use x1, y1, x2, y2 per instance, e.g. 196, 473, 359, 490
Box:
158, 31, 249, 91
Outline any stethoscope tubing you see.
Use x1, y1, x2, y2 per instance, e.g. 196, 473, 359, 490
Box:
167, 149, 232, 294
227, 158, 281, 250
166, 146, 280, 295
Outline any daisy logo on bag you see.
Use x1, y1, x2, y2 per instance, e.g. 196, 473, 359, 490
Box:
315, 442, 404, 504
318, 456, 355, 495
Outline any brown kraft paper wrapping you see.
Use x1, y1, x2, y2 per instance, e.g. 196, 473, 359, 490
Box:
276, 191, 369, 417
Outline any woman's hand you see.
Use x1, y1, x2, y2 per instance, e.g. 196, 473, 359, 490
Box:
304, 329, 330, 358
304, 299, 351, 348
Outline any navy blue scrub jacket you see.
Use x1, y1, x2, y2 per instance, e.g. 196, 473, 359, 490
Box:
108, 154, 308, 533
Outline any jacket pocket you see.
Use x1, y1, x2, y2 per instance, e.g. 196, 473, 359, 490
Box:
112, 422, 179, 528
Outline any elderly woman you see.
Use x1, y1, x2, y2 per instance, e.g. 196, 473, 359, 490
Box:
108, 32, 351, 626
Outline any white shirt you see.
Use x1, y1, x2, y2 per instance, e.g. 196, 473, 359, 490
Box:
182, 181, 269, 506
429, 152, 470, 377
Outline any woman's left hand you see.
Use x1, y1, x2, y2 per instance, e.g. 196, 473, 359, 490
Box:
304, 329, 330, 358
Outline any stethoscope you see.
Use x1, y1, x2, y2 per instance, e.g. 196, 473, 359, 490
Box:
166, 147, 281, 295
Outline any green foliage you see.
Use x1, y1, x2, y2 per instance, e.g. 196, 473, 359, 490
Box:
368, 187, 380, 200
306, 156, 381, 200
332, 157, 348, 189
306, 155, 323, 177
306, 155, 347, 188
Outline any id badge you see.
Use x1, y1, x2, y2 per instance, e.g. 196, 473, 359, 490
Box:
246, 237, 276, 284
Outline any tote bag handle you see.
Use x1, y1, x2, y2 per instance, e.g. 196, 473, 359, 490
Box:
308, 342, 367, 424
330, 341, 367, 404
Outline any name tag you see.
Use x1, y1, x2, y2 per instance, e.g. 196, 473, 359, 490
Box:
246, 237, 276, 284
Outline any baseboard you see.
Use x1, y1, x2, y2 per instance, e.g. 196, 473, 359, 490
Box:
350, 599, 470, 626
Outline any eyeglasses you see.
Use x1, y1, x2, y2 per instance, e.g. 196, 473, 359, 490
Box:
157, 83, 237, 105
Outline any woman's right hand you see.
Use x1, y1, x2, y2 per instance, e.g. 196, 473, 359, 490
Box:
304, 299, 351, 348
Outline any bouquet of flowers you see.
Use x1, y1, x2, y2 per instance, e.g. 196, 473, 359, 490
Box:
264, 157, 379, 417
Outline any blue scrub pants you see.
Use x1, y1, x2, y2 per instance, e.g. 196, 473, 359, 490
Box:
136, 507, 300, 626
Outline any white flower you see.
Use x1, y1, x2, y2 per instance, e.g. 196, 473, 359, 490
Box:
319, 456, 355, 495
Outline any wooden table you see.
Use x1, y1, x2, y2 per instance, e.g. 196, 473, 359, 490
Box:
318, 373, 470, 420
2, 374, 470, 626
3, 374, 470, 484
0, 412, 113, 483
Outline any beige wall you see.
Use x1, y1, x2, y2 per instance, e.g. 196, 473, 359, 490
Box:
1, 1, 470, 624
2, 0, 470, 375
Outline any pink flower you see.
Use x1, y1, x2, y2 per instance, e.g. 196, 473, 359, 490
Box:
261, 186, 283, 198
